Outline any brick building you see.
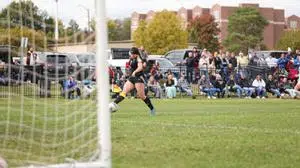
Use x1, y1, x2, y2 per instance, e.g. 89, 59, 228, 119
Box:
286, 15, 300, 30
131, 3, 290, 50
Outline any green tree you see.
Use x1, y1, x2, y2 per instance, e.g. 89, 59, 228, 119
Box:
134, 10, 188, 54
118, 18, 131, 40
133, 20, 147, 47
107, 20, 118, 41
0, 27, 46, 50
276, 30, 300, 51
0, 0, 44, 30
223, 7, 268, 53
188, 14, 220, 52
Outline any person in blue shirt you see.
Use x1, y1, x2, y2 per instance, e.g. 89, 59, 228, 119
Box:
294, 55, 300, 69
277, 53, 289, 70
66, 76, 81, 99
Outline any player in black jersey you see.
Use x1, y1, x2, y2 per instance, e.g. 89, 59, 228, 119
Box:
109, 47, 156, 116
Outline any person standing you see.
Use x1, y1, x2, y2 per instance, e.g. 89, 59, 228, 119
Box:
185, 52, 195, 84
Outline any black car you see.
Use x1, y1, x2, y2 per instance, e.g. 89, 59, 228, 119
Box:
37, 52, 74, 80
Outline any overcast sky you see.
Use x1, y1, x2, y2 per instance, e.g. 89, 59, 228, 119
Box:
1, 0, 300, 28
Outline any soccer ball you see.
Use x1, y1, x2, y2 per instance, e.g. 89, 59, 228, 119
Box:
109, 102, 119, 113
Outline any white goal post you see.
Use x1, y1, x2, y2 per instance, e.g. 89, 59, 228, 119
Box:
13, 0, 111, 167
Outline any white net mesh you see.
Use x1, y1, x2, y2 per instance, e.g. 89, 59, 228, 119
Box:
0, 0, 103, 167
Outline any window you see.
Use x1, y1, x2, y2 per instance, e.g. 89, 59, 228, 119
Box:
76, 54, 95, 63
290, 21, 297, 29
111, 48, 130, 59
158, 59, 174, 67
213, 10, 220, 21
46, 55, 69, 64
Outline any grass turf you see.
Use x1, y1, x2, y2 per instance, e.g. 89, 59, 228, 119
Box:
0, 98, 300, 167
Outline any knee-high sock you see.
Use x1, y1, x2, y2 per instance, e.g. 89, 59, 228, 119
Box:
143, 97, 154, 110
114, 92, 126, 104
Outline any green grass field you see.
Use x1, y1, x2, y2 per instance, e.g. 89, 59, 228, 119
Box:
0, 97, 300, 168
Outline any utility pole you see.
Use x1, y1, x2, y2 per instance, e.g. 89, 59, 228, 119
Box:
55, 0, 59, 52
78, 4, 91, 33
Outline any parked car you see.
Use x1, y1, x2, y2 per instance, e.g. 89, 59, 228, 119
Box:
37, 52, 74, 80
0, 45, 18, 64
251, 50, 288, 68
67, 53, 96, 80
147, 55, 181, 78
163, 49, 201, 66
107, 48, 131, 68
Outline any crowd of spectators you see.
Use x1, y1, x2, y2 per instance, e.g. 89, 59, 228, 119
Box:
111, 47, 300, 99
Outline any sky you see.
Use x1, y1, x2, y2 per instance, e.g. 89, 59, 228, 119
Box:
0, 0, 300, 29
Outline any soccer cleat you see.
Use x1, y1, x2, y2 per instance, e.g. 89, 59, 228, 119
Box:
150, 108, 156, 116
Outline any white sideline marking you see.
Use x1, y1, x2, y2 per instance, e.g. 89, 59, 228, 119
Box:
113, 120, 300, 135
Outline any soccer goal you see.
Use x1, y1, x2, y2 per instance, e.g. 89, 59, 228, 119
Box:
0, 0, 111, 167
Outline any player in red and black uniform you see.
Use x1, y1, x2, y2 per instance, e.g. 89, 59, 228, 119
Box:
109, 47, 156, 116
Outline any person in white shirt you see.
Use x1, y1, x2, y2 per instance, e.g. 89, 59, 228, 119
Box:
252, 75, 266, 99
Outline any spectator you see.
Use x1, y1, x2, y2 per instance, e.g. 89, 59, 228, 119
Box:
249, 53, 260, 66
178, 75, 193, 96
148, 75, 162, 98
286, 57, 299, 82
165, 74, 177, 99
214, 74, 226, 98
266, 74, 281, 98
282, 77, 297, 98
294, 55, 300, 69
265, 55, 278, 68
277, 53, 289, 70
192, 47, 200, 81
252, 75, 266, 99
229, 52, 237, 68
66, 76, 81, 99
226, 75, 242, 98
237, 52, 249, 68
201, 48, 209, 57
198, 75, 217, 99
226, 64, 236, 81
238, 74, 254, 99
114, 67, 123, 82
208, 53, 216, 75
214, 52, 222, 72
185, 52, 195, 84
199, 54, 209, 77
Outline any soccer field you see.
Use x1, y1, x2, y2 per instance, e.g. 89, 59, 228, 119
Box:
0, 98, 300, 168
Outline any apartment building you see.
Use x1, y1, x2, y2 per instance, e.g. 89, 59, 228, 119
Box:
131, 3, 292, 49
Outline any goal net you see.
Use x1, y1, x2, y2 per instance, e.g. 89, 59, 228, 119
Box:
0, 0, 110, 167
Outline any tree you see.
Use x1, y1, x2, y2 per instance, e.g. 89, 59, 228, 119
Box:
133, 20, 147, 47
0, 27, 46, 50
118, 18, 131, 40
134, 10, 188, 54
90, 18, 131, 41
188, 14, 220, 52
276, 30, 300, 50
107, 20, 118, 41
0, 1, 44, 31
223, 7, 268, 53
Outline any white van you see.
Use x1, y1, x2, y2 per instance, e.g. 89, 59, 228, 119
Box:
107, 48, 131, 68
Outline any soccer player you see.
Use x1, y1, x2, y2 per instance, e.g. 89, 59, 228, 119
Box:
109, 47, 156, 116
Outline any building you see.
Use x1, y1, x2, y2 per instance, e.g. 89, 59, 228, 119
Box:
286, 15, 300, 30
131, 3, 287, 50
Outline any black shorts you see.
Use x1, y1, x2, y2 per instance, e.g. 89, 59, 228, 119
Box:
128, 76, 145, 84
